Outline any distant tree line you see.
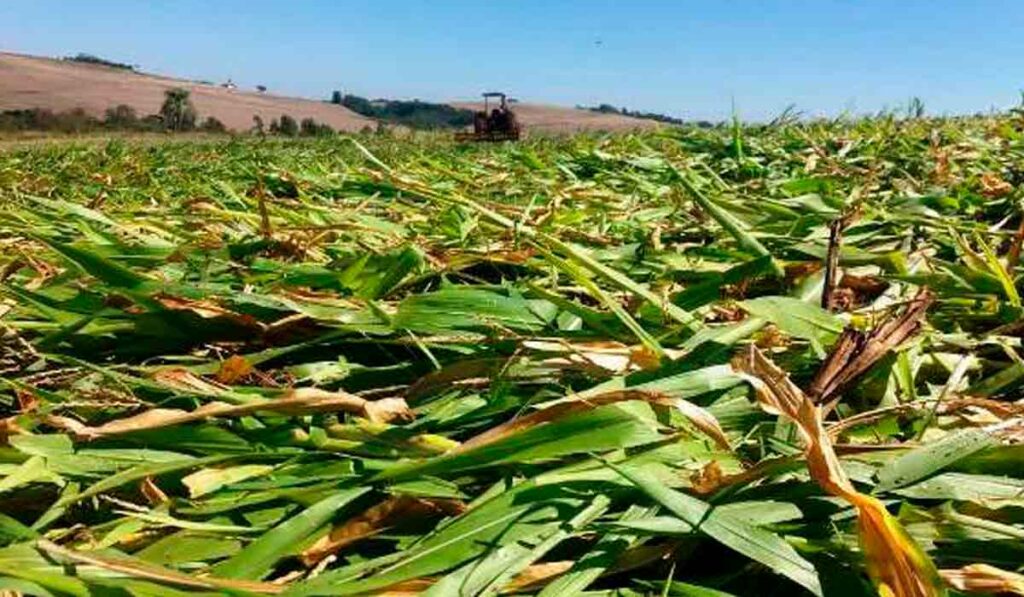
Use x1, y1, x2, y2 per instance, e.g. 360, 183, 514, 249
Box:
63, 53, 136, 71
331, 92, 473, 129
1, 88, 337, 137
0, 88, 224, 134
251, 113, 335, 137
581, 103, 686, 126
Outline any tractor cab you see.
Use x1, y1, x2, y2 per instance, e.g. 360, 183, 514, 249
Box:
455, 92, 521, 142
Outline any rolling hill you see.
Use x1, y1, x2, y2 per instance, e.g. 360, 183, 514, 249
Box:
0, 52, 375, 132
0, 52, 660, 134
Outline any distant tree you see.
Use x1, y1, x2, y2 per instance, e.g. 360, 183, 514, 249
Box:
104, 104, 138, 129
256, 85, 267, 93
160, 88, 197, 131
907, 97, 926, 119
581, 103, 684, 125
338, 94, 473, 129
300, 117, 318, 136
59, 108, 94, 133
65, 53, 135, 71
298, 118, 335, 136
201, 116, 227, 133
340, 94, 374, 115
331, 90, 343, 105
278, 114, 298, 136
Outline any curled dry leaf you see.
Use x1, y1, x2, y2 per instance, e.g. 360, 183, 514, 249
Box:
456, 389, 730, 453
300, 496, 466, 566
733, 346, 943, 597
941, 564, 1024, 595
49, 388, 412, 440
808, 287, 934, 407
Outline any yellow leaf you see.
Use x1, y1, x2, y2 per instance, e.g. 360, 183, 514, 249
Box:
941, 564, 1024, 595
733, 346, 944, 597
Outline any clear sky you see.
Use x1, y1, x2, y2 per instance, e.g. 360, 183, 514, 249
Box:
2, 1, 1022, 121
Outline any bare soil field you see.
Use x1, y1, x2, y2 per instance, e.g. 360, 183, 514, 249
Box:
0, 52, 376, 132
1, 52, 660, 134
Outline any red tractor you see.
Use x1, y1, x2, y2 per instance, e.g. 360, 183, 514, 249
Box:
455, 92, 521, 142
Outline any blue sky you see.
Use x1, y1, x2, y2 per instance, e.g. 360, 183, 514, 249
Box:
2, 1, 1022, 121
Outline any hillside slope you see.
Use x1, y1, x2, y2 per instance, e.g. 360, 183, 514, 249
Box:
0, 53, 376, 132
0, 52, 662, 134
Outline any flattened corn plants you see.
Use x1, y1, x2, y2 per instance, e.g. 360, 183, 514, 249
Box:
1, 114, 1024, 596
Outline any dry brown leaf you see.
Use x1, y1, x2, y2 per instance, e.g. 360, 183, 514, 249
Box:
15, 389, 38, 414
360, 396, 415, 424
406, 358, 508, 402
49, 388, 412, 440
628, 345, 663, 371
154, 294, 265, 331
216, 355, 254, 384
300, 496, 465, 566
139, 476, 169, 506
827, 398, 1024, 439
840, 274, 890, 300
980, 172, 1013, 198
733, 346, 943, 597
785, 261, 824, 284
456, 389, 731, 454
0, 416, 24, 445
152, 368, 228, 395
503, 561, 575, 592
689, 460, 724, 495
941, 564, 1024, 595
808, 287, 934, 408
524, 340, 681, 376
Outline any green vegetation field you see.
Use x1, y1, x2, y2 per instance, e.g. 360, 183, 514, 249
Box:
1, 114, 1024, 596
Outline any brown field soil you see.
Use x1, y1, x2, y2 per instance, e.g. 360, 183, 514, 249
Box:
451, 101, 661, 133
0, 52, 662, 134
0, 52, 376, 132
